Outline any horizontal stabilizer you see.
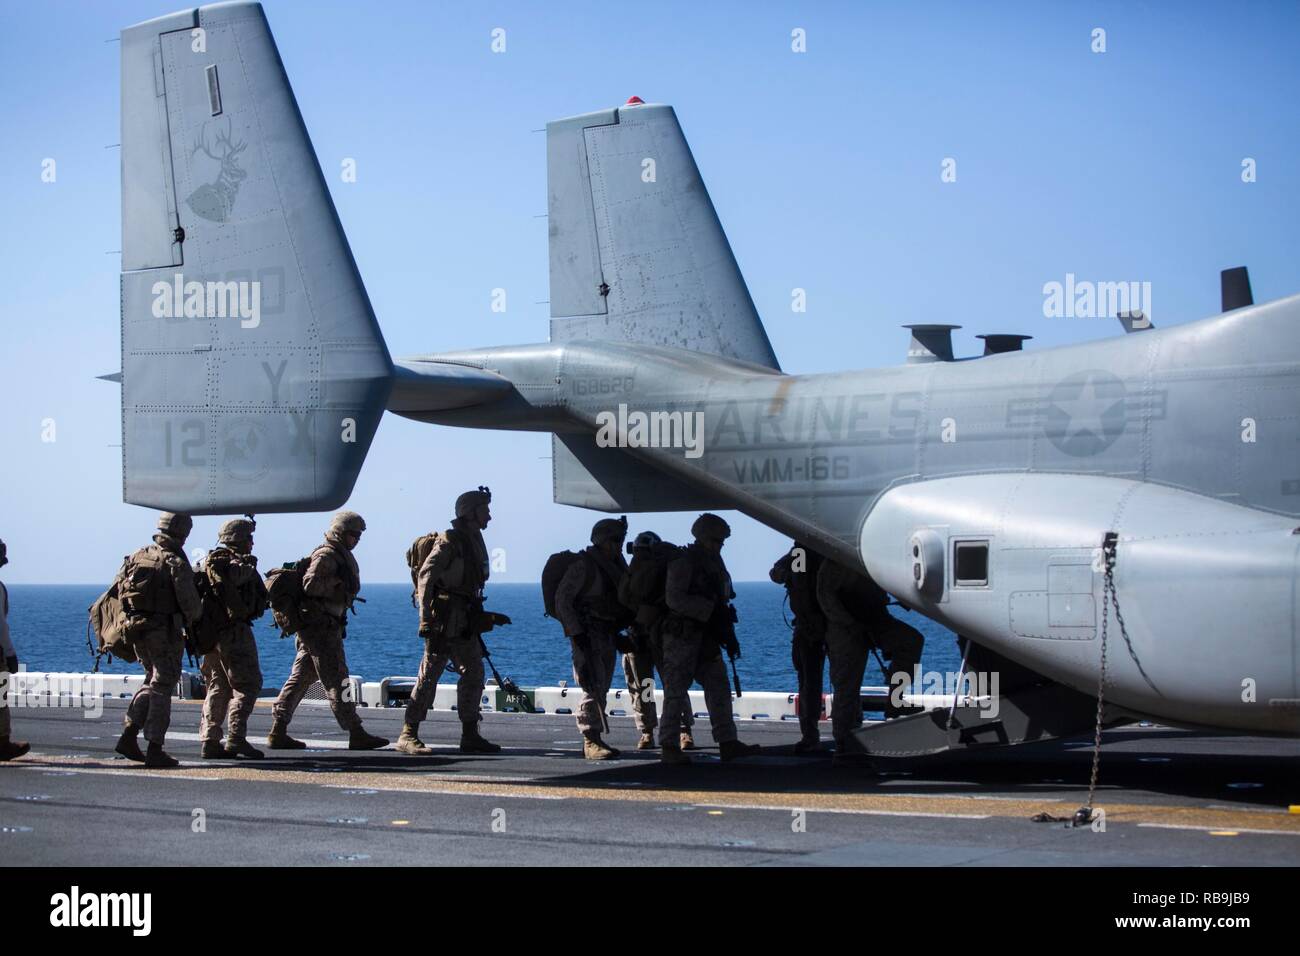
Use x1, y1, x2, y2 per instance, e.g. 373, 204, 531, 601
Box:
119, 2, 390, 514
553, 433, 727, 512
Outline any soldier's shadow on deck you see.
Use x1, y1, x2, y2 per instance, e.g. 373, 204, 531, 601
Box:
540, 733, 1295, 812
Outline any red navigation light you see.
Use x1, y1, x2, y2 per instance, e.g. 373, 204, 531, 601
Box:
625, 96, 645, 105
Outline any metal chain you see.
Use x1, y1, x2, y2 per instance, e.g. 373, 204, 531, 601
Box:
1076, 531, 1118, 825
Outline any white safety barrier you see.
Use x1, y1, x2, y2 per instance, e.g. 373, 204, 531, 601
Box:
349, 679, 979, 721
7, 671, 145, 702
5, 673, 979, 720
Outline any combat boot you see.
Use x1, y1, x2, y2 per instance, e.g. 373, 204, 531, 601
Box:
719, 739, 761, 762
226, 736, 265, 759
0, 735, 31, 761
583, 735, 617, 760
793, 732, 821, 754
637, 731, 657, 750
660, 742, 691, 765
144, 742, 179, 769
114, 724, 145, 762
680, 730, 695, 750
832, 739, 871, 768
460, 725, 501, 754
395, 723, 434, 756
201, 739, 234, 759
267, 718, 307, 750
348, 725, 389, 751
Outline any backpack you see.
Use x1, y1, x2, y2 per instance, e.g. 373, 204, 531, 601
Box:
86, 558, 148, 668
623, 542, 681, 609
405, 532, 441, 607
117, 546, 177, 617
541, 550, 591, 619
189, 555, 234, 655
265, 556, 311, 637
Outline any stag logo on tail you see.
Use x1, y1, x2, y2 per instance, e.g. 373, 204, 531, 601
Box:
186, 118, 247, 223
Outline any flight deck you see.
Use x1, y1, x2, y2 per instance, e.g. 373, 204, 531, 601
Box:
3, 698, 1297, 867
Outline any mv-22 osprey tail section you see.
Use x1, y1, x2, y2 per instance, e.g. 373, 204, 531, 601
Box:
113, 2, 1300, 753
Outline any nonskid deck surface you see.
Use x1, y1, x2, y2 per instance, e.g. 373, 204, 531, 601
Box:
2, 700, 1297, 866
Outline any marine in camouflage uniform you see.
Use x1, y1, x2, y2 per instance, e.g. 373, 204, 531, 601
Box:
769, 542, 828, 753
395, 487, 500, 756
268, 512, 387, 751
114, 513, 203, 769
197, 519, 268, 759
659, 514, 760, 765
816, 559, 923, 757
0, 538, 31, 762
617, 530, 696, 751
556, 516, 630, 760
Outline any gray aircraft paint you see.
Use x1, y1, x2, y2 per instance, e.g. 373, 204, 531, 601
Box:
116, 3, 1299, 737
119, 3, 391, 514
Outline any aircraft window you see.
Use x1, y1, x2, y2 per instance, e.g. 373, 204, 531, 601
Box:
953, 541, 989, 586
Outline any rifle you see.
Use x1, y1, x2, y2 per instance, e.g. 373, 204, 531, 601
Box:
453, 594, 526, 708
709, 602, 743, 698
181, 627, 200, 669
476, 632, 532, 714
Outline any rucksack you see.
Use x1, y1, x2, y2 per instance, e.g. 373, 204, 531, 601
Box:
117, 546, 177, 618
86, 558, 149, 669
405, 532, 441, 607
541, 550, 592, 619
265, 556, 311, 637
623, 541, 681, 609
189, 557, 232, 655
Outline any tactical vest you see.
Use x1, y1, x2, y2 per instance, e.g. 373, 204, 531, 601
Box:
580, 552, 632, 626
443, 527, 488, 593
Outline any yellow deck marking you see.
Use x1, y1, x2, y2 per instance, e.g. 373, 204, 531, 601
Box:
15, 752, 1300, 836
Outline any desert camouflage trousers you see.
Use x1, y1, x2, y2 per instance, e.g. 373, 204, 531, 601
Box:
658, 626, 736, 746
272, 619, 360, 732
0, 657, 11, 737
200, 624, 263, 743
825, 623, 870, 744
404, 632, 485, 727
571, 632, 616, 738
621, 647, 659, 733
125, 627, 183, 744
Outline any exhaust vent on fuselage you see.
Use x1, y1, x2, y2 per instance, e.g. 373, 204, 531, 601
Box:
976, 333, 1032, 355
904, 324, 960, 364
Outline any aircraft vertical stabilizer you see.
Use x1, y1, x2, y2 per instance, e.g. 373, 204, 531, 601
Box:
118, 2, 391, 514
546, 102, 780, 370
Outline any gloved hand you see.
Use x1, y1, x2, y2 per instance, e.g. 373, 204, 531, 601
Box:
6, 655, 19, 673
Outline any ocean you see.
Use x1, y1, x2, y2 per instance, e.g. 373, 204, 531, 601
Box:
5, 582, 962, 691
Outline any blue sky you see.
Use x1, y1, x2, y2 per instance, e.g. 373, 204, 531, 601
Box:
1, 0, 1298, 583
